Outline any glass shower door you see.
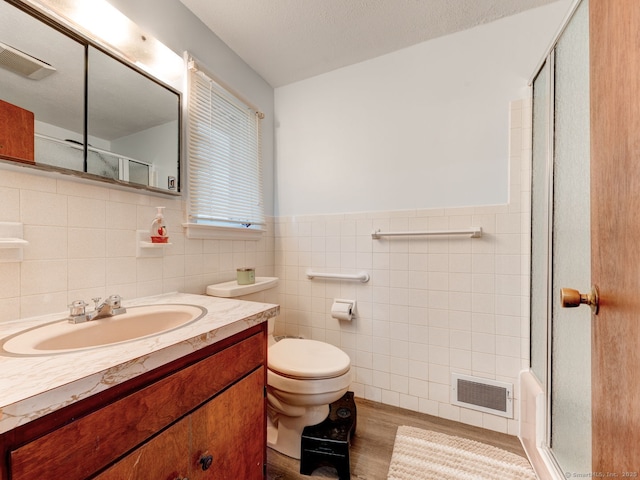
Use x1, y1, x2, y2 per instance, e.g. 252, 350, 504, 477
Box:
550, 0, 591, 473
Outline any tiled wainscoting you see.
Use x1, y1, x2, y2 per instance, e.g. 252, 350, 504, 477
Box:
0, 172, 275, 322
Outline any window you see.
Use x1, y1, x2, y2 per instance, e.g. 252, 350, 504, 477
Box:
184, 56, 265, 239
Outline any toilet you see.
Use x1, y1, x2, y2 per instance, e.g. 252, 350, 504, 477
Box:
266, 318, 352, 459
204, 277, 352, 460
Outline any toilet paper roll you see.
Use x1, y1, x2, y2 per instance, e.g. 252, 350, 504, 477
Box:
331, 301, 353, 321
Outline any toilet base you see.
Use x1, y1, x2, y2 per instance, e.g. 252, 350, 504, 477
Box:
267, 402, 330, 459
299, 391, 356, 480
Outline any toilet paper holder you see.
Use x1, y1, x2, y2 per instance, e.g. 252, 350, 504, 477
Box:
331, 299, 356, 321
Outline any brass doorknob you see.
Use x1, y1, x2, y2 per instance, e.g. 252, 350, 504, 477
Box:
560, 286, 599, 314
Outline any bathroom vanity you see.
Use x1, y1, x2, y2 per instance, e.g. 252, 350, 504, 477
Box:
0, 292, 278, 480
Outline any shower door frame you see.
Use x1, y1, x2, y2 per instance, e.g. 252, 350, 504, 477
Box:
529, 0, 591, 476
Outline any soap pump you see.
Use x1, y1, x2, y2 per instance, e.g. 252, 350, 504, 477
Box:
150, 206, 169, 243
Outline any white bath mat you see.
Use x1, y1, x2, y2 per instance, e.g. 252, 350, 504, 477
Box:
387, 426, 536, 480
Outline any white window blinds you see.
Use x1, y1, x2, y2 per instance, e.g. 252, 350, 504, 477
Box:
186, 58, 265, 233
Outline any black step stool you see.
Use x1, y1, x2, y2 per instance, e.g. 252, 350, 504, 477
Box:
299, 391, 357, 480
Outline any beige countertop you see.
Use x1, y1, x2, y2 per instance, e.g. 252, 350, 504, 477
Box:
0, 292, 278, 434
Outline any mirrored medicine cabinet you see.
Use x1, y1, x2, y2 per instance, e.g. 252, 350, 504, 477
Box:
0, 0, 181, 194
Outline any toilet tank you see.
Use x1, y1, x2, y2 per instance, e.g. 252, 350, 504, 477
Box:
205, 276, 279, 303
205, 276, 280, 343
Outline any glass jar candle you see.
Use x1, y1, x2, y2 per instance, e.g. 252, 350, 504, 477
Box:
236, 267, 255, 285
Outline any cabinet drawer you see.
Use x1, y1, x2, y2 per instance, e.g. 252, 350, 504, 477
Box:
9, 331, 265, 480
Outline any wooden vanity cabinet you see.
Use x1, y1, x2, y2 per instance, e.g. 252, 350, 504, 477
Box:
0, 323, 267, 480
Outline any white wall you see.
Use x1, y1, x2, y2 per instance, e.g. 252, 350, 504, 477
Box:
273, 99, 532, 434
271, 2, 572, 432
274, 2, 570, 216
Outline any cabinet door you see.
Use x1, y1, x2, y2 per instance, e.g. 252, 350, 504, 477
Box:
94, 416, 190, 480
190, 368, 265, 480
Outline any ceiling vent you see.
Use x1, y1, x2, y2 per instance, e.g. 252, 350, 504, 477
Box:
0, 42, 56, 80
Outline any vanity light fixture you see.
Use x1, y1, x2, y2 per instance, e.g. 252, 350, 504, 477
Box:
22, 0, 183, 89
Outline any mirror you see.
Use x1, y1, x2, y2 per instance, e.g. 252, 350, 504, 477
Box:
86, 46, 180, 189
0, 0, 85, 166
0, 0, 181, 194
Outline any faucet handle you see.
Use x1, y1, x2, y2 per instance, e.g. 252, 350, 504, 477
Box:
107, 294, 122, 308
107, 294, 126, 315
68, 300, 87, 317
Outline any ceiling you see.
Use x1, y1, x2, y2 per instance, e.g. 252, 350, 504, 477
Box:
179, 0, 562, 88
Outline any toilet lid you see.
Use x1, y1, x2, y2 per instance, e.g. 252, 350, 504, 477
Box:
268, 339, 351, 379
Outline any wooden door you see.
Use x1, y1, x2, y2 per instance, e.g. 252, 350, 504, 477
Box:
190, 368, 265, 480
590, 0, 640, 471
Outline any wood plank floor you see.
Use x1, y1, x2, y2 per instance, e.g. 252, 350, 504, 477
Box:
266, 398, 528, 480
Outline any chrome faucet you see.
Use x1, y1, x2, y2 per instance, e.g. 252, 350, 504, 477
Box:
67, 294, 126, 324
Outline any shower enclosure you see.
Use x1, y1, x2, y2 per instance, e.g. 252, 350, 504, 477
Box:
530, 0, 591, 475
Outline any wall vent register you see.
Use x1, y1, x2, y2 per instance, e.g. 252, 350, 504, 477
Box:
451, 373, 513, 418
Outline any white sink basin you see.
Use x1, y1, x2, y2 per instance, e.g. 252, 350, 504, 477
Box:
1, 304, 207, 355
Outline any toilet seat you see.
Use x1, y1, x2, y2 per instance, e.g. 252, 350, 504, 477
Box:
267, 369, 352, 397
268, 338, 351, 380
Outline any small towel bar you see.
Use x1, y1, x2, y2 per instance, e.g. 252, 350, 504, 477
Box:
306, 270, 370, 283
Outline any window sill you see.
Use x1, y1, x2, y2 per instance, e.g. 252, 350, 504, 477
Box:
182, 223, 264, 241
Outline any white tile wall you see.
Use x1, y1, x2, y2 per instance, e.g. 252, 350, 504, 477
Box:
0, 172, 275, 322
273, 99, 532, 434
